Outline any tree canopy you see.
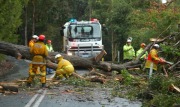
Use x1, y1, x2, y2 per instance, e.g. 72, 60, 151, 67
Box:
0, 0, 179, 61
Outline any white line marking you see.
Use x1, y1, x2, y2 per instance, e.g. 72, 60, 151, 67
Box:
24, 89, 43, 107
32, 89, 47, 107
24, 73, 55, 107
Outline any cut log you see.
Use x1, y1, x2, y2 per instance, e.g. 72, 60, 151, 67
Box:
0, 82, 18, 93
94, 50, 107, 62
1, 85, 18, 93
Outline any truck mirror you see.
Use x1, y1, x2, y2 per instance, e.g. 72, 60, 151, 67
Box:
62, 26, 65, 29
60, 26, 65, 36
60, 29, 64, 36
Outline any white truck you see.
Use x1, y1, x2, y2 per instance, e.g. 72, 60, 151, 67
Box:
62, 19, 104, 58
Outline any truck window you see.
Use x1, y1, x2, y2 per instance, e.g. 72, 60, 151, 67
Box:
69, 24, 101, 39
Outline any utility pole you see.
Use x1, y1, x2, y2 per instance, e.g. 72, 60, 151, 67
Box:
24, 6, 27, 46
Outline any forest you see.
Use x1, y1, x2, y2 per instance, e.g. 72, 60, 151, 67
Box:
0, 0, 180, 107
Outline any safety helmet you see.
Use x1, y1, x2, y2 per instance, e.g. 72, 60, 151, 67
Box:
127, 39, 132, 42
141, 43, 146, 47
47, 40, 51, 43
153, 44, 160, 48
55, 54, 62, 59
32, 35, 38, 39
38, 35, 45, 41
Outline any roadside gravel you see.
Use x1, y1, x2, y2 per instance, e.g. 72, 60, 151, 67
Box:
0, 56, 29, 81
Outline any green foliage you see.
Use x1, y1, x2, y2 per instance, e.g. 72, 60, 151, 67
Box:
0, 54, 6, 61
142, 74, 180, 107
61, 77, 96, 87
127, 1, 180, 50
148, 75, 171, 92
160, 43, 180, 61
121, 69, 133, 85
0, 0, 27, 43
149, 93, 180, 107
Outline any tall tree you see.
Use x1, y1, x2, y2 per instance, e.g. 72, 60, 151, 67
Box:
127, 0, 180, 49
0, 0, 28, 43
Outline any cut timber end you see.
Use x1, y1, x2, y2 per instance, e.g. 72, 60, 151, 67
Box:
95, 50, 107, 62
171, 84, 180, 93
150, 38, 163, 42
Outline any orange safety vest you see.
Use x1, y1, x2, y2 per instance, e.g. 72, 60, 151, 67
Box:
145, 49, 160, 71
147, 53, 159, 64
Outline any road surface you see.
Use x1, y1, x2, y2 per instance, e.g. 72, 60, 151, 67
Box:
0, 56, 142, 107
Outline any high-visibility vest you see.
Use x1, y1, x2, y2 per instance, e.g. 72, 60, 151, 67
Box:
147, 49, 160, 64
145, 49, 160, 71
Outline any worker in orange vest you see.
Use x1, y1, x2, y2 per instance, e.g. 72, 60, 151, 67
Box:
145, 44, 165, 79
28, 35, 38, 48
27, 34, 48, 88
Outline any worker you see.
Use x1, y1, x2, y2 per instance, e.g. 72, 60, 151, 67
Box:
123, 38, 135, 63
136, 43, 148, 61
53, 54, 74, 80
28, 35, 38, 48
145, 44, 165, 79
46, 40, 54, 52
46, 40, 54, 74
27, 34, 48, 88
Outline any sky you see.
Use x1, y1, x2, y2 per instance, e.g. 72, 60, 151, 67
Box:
162, 0, 167, 3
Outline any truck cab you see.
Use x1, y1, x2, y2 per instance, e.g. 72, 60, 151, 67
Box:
62, 19, 104, 58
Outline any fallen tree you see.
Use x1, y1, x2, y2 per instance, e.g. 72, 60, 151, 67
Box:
0, 34, 177, 72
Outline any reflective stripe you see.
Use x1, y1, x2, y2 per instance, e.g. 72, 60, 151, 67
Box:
25, 60, 46, 65
149, 63, 153, 79
62, 65, 73, 69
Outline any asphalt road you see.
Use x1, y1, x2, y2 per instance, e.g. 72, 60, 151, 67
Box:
0, 56, 142, 107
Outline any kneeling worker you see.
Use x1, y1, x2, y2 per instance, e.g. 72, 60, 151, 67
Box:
53, 54, 74, 80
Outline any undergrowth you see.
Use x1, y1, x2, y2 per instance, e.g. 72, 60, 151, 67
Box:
110, 69, 180, 107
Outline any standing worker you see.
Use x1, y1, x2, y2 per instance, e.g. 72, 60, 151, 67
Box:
123, 37, 135, 63
29, 35, 38, 48
136, 43, 148, 61
53, 54, 74, 80
46, 40, 54, 74
27, 34, 48, 88
46, 40, 54, 52
145, 44, 165, 79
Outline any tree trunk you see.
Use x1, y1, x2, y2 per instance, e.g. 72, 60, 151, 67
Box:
0, 34, 175, 72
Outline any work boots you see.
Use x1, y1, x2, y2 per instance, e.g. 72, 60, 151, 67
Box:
42, 83, 46, 88
26, 83, 31, 87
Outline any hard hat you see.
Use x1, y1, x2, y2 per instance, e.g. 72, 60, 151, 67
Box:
127, 39, 132, 42
55, 54, 62, 59
47, 40, 51, 43
38, 35, 45, 41
32, 35, 38, 39
141, 43, 146, 47
153, 44, 160, 48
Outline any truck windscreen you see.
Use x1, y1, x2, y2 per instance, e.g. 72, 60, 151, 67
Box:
68, 24, 101, 39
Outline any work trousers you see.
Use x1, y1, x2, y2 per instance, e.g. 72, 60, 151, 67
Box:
54, 65, 74, 79
27, 63, 46, 84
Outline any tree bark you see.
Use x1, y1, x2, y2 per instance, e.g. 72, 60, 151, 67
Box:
0, 34, 175, 72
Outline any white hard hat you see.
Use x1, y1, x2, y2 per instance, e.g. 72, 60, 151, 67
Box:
55, 54, 62, 59
127, 39, 132, 42
32, 35, 38, 39
153, 44, 160, 48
